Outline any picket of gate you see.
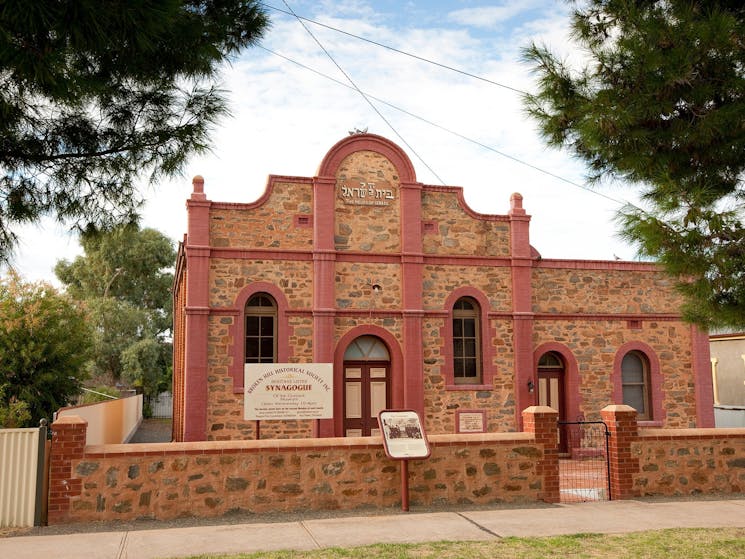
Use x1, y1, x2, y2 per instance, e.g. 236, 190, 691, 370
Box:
558, 420, 611, 503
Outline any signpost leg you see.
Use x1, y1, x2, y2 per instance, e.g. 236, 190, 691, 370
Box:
401, 459, 409, 512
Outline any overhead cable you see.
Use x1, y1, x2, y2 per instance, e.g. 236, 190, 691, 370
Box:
280, 0, 446, 185
259, 45, 631, 208
261, 2, 527, 95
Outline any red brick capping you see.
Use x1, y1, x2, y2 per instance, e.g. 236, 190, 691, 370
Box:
601, 404, 640, 500
523, 406, 560, 503
48, 415, 87, 523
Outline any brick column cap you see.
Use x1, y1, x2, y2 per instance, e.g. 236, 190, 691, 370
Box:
601, 404, 637, 414
523, 405, 557, 415
52, 415, 88, 427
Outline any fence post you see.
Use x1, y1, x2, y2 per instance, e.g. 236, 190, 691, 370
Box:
523, 405, 560, 503
48, 415, 87, 524
601, 404, 640, 500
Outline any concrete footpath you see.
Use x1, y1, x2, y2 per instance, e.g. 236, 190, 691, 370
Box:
2, 498, 744, 559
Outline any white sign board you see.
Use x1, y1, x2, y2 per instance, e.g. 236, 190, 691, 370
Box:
244, 364, 333, 420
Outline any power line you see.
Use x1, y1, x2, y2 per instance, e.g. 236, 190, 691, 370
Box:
280, 0, 446, 185
260, 2, 527, 95
258, 45, 631, 208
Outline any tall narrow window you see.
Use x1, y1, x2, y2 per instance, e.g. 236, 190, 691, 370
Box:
245, 293, 277, 364
452, 297, 481, 384
621, 351, 651, 420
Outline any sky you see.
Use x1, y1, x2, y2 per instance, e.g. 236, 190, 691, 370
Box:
8, 0, 647, 284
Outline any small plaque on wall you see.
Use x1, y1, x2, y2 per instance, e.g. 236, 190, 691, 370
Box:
456, 409, 486, 433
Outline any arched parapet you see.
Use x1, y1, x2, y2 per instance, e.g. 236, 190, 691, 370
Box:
316, 133, 417, 183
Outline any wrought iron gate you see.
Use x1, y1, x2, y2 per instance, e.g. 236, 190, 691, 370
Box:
558, 420, 611, 503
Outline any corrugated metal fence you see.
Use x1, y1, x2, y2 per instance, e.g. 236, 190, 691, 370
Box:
0, 422, 48, 527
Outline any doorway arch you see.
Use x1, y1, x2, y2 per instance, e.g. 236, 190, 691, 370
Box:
342, 335, 390, 437
328, 326, 404, 437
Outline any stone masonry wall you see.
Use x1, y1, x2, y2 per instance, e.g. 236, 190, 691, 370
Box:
533, 319, 695, 428
421, 189, 511, 257
532, 267, 685, 315
48, 408, 559, 524
209, 180, 313, 251
335, 151, 401, 254
633, 429, 745, 496
209, 259, 314, 309
422, 316, 516, 434
205, 312, 315, 441
422, 265, 512, 311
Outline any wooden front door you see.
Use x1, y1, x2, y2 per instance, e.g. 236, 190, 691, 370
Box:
537, 352, 568, 453
343, 362, 390, 437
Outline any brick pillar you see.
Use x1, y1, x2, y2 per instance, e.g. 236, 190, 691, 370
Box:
523, 405, 559, 503
48, 415, 87, 524
510, 194, 534, 430
601, 404, 640, 500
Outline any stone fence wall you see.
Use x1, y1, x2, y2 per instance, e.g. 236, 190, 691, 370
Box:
48, 407, 559, 524
601, 405, 745, 498
48, 405, 745, 524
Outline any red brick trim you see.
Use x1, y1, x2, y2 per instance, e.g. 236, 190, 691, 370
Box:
317, 133, 417, 182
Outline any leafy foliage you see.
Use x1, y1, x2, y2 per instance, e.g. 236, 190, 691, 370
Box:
523, 0, 745, 328
55, 225, 175, 399
0, 0, 268, 262
0, 273, 92, 426
0, 383, 32, 428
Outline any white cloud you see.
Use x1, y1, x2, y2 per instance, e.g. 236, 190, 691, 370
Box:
447, 1, 545, 30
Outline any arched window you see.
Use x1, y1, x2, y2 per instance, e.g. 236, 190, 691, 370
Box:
452, 297, 481, 384
621, 351, 651, 420
245, 293, 277, 364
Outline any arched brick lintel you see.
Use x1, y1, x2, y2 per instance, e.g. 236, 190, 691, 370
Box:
316, 133, 417, 183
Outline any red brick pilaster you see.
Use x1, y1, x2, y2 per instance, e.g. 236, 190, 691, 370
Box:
48, 415, 87, 524
511, 194, 534, 430
601, 404, 640, 500
523, 406, 559, 503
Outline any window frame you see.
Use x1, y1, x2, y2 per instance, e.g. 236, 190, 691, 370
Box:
442, 289, 495, 391
612, 341, 665, 426
620, 350, 651, 420
244, 293, 278, 364
452, 297, 482, 385
226, 283, 291, 394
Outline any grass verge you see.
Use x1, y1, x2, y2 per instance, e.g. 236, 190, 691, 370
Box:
178, 527, 745, 559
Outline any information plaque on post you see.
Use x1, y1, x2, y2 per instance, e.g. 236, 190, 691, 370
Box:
378, 409, 430, 511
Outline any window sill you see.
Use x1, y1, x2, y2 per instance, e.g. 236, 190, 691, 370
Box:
445, 384, 493, 391
637, 420, 664, 428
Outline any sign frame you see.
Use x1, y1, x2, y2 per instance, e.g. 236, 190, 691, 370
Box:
244, 363, 333, 421
378, 409, 431, 460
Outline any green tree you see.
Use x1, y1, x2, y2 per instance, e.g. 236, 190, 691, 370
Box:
0, 384, 32, 428
523, 0, 745, 328
55, 225, 175, 397
0, 0, 268, 262
0, 274, 92, 426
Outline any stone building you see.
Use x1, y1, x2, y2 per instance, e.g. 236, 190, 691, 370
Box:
172, 133, 714, 443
